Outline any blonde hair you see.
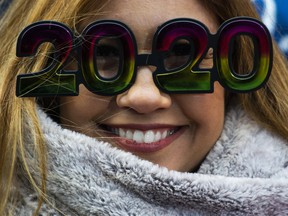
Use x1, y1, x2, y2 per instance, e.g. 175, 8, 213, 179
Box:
0, 0, 288, 215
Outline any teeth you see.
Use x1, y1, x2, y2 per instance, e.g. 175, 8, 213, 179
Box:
155, 131, 161, 142
112, 128, 177, 144
133, 130, 144, 143
126, 130, 133, 139
161, 130, 168, 139
119, 128, 125, 137
144, 130, 154, 143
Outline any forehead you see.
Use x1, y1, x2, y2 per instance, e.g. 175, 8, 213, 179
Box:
81, 0, 218, 33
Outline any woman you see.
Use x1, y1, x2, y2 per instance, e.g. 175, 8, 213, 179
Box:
0, 0, 288, 215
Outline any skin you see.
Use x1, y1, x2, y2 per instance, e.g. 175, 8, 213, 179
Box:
60, 0, 225, 172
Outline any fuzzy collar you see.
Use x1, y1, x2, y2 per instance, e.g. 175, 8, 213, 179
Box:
17, 104, 288, 215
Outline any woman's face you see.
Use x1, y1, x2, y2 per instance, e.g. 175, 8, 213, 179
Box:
60, 0, 225, 172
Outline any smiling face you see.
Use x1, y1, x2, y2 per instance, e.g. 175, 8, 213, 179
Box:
59, 0, 225, 172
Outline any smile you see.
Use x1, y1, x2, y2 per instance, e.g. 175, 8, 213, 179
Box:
99, 125, 186, 153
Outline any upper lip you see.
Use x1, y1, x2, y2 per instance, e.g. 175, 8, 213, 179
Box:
98, 124, 184, 131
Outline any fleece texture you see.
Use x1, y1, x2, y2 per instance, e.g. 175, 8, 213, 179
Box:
15, 104, 288, 215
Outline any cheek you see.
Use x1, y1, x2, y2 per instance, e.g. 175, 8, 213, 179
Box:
174, 83, 225, 132
59, 85, 112, 125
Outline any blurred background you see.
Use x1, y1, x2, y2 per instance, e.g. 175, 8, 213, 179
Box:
252, 0, 288, 57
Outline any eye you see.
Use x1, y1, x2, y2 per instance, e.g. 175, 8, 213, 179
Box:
171, 42, 191, 56
95, 38, 123, 79
164, 39, 192, 70
96, 44, 120, 57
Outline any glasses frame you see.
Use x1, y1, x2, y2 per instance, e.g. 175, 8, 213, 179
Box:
16, 17, 273, 97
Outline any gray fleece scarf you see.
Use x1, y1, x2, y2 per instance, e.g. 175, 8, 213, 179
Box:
16, 104, 288, 216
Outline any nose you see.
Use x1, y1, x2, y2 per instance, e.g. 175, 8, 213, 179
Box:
116, 66, 172, 113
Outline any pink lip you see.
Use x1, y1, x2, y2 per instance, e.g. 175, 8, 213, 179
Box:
102, 125, 187, 153
105, 124, 178, 130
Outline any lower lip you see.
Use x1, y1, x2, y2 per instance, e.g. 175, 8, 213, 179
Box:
109, 127, 187, 153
